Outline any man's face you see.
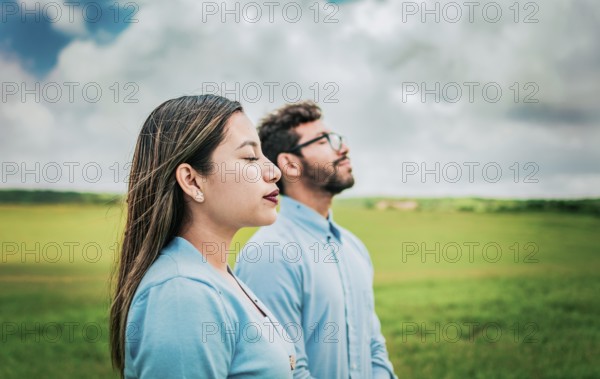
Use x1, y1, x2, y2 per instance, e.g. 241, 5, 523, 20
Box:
293, 120, 354, 195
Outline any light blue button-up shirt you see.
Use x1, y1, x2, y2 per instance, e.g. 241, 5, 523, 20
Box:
235, 195, 397, 379
125, 236, 295, 379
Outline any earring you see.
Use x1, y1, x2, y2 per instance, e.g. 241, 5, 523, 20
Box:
194, 190, 204, 203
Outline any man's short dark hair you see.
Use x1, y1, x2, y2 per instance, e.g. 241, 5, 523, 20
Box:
257, 101, 322, 194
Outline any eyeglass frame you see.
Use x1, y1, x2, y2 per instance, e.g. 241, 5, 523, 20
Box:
287, 132, 346, 153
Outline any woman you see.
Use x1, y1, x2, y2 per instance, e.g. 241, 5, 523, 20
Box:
109, 95, 295, 378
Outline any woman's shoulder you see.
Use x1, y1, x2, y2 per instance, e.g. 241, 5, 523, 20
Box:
132, 272, 219, 307
127, 274, 238, 341
131, 237, 223, 304
125, 277, 238, 374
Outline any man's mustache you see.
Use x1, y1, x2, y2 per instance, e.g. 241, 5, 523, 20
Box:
333, 156, 349, 166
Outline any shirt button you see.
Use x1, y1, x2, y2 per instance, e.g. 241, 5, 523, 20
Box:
351, 364, 357, 370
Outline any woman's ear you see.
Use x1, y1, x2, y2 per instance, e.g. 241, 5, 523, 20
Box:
277, 153, 302, 181
175, 163, 206, 203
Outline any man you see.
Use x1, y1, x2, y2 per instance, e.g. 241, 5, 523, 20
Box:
234, 101, 397, 379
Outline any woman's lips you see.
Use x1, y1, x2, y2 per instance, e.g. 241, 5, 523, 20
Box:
263, 195, 279, 205
263, 189, 279, 205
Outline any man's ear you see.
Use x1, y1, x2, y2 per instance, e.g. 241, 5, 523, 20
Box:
277, 153, 303, 181
175, 163, 206, 202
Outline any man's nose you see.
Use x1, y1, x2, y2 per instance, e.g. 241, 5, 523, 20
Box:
338, 141, 350, 155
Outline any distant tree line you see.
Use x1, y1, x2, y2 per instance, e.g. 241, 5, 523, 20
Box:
356, 197, 600, 216
0, 190, 122, 205
2, 190, 599, 216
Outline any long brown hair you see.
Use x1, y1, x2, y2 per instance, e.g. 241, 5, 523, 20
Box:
109, 95, 242, 374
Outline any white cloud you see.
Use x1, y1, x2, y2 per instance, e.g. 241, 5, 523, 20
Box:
1, 0, 599, 197
19, 0, 88, 37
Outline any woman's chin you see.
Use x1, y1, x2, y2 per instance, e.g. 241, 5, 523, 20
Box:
254, 210, 278, 226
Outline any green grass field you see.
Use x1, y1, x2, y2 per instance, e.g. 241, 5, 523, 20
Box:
1, 203, 599, 378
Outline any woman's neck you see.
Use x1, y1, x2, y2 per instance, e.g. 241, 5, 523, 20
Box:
178, 220, 236, 274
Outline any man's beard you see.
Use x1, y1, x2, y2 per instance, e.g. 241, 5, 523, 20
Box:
301, 156, 355, 195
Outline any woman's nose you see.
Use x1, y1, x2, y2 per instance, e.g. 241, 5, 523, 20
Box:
264, 160, 282, 183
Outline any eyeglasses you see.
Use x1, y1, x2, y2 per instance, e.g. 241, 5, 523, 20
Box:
288, 132, 346, 153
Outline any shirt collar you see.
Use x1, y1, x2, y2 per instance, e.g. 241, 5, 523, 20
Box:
279, 195, 342, 242
161, 236, 232, 284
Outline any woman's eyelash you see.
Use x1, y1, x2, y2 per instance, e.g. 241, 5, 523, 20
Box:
244, 157, 259, 161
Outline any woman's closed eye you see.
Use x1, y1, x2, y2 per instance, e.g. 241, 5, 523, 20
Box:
244, 157, 259, 162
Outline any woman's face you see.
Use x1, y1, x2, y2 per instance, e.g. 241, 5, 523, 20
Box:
201, 112, 281, 229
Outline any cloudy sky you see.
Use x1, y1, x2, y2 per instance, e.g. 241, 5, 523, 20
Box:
1, 0, 599, 198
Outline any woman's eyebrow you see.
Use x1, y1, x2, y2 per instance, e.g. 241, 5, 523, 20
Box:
235, 140, 258, 150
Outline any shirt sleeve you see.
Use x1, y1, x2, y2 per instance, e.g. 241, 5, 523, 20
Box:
364, 258, 398, 379
350, 234, 398, 379
234, 244, 316, 379
370, 311, 398, 379
126, 277, 235, 379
